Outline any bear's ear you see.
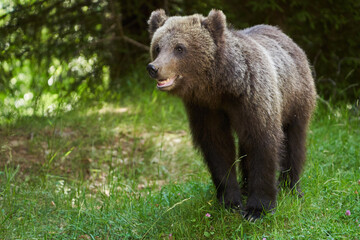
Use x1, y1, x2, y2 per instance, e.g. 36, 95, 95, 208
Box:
201, 9, 226, 46
148, 9, 168, 38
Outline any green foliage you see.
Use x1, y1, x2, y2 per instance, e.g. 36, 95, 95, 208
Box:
0, 0, 157, 109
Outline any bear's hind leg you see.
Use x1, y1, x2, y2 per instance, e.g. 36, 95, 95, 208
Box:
279, 116, 309, 197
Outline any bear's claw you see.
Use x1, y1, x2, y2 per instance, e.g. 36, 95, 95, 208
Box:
243, 208, 263, 222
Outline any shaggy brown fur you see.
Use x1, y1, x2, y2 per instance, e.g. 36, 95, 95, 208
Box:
147, 9, 316, 221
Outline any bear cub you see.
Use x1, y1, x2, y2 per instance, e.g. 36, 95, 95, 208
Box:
147, 9, 316, 221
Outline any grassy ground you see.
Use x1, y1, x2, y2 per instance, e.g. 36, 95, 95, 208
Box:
0, 74, 359, 239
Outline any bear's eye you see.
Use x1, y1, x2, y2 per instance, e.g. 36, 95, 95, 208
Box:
155, 46, 161, 54
175, 46, 183, 53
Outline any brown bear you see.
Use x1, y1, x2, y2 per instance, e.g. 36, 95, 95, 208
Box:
147, 9, 316, 221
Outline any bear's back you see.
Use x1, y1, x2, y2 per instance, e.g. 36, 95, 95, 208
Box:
239, 25, 309, 76
238, 24, 316, 123
240, 25, 301, 56
239, 25, 313, 82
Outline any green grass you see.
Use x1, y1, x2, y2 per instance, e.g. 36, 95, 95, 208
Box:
1, 72, 359, 239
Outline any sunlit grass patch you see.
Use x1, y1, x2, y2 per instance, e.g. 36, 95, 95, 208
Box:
0, 79, 202, 185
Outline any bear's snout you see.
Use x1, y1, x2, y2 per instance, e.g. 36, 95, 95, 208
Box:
147, 64, 158, 79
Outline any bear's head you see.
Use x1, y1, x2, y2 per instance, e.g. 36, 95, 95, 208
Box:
147, 9, 227, 101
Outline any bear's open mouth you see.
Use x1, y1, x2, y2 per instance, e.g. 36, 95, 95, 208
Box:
156, 75, 178, 89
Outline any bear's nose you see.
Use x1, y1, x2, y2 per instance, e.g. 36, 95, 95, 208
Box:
147, 64, 158, 78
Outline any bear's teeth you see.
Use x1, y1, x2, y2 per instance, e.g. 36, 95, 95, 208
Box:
158, 78, 170, 85
157, 76, 177, 88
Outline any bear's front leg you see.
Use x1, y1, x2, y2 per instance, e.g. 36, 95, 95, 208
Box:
243, 132, 281, 221
185, 104, 242, 210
